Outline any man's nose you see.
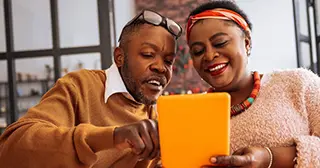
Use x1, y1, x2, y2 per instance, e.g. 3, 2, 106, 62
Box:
150, 57, 166, 73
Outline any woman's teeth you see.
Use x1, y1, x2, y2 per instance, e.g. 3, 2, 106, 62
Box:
209, 64, 227, 72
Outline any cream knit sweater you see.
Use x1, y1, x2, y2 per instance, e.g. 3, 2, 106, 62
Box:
230, 68, 320, 167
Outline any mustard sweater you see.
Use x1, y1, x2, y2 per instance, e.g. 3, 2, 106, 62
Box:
0, 69, 158, 168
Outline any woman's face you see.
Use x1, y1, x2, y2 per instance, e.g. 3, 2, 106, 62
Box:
188, 19, 251, 91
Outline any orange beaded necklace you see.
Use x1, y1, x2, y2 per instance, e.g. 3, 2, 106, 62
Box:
208, 71, 261, 117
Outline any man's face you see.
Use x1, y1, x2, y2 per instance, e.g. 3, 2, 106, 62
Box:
116, 24, 177, 105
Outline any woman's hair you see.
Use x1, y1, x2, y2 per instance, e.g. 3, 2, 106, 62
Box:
188, 0, 252, 31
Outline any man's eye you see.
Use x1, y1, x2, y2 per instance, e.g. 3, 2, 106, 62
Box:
165, 60, 173, 65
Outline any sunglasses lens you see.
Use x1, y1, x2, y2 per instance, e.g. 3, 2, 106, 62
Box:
144, 10, 162, 25
167, 19, 181, 36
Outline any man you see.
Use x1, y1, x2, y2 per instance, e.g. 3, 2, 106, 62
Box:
0, 9, 182, 168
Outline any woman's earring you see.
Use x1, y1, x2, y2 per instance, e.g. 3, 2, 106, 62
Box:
247, 50, 251, 56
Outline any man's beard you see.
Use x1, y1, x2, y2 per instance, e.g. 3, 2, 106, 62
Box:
121, 55, 156, 105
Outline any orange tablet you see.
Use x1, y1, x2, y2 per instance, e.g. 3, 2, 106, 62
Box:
157, 93, 231, 168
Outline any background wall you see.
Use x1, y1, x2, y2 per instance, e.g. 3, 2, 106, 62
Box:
135, 0, 300, 93
0, 0, 314, 82
237, 0, 298, 72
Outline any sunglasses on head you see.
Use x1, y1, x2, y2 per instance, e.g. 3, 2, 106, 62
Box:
118, 10, 182, 42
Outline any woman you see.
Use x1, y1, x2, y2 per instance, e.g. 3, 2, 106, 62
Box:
186, 1, 320, 168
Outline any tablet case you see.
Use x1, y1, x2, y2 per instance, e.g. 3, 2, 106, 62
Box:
157, 93, 230, 168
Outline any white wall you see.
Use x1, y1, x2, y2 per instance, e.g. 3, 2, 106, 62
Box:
0, 0, 5, 52
113, 0, 136, 44
317, 0, 320, 33
236, 0, 298, 73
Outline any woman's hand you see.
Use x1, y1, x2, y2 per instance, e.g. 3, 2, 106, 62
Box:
202, 147, 272, 168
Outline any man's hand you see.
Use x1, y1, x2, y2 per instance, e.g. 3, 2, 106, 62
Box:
202, 147, 271, 168
113, 119, 159, 160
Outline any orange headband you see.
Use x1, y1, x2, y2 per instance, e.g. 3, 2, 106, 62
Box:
186, 9, 251, 42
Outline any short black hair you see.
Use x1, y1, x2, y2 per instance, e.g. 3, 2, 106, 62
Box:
188, 0, 252, 31
118, 19, 149, 50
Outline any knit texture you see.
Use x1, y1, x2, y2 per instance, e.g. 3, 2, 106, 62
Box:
0, 69, 157, 168
230, 68, 320, 167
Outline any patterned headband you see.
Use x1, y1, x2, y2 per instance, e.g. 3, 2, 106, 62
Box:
186, 9, 251, 42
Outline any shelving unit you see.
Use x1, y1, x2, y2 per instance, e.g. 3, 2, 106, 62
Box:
0, 79, 54, 131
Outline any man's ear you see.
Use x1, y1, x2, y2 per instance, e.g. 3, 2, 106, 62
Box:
114, 47, 124, 67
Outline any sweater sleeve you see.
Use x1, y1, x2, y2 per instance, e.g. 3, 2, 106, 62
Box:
294, 69, 320, 167
0, 73, 116, 167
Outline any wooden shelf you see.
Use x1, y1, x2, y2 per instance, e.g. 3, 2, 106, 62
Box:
0, 95, 42, 100
0, 79, 53, 85
0, 109, 27, 114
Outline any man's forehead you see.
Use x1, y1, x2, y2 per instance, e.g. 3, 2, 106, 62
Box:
136, 24, 173, 38
124, 23, 176, 51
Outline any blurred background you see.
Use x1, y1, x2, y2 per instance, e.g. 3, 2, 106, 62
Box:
0, 0, 319, 133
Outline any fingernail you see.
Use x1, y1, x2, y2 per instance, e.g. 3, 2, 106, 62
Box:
210, 157, 217, 163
